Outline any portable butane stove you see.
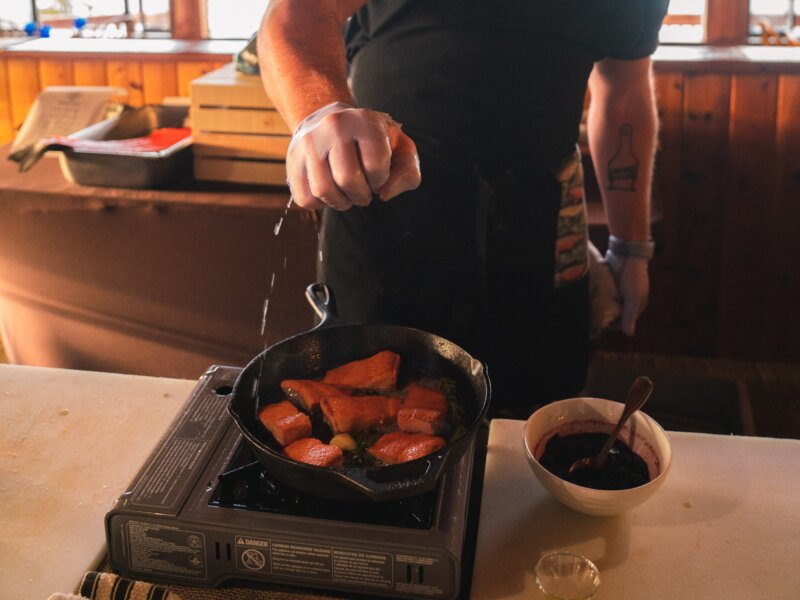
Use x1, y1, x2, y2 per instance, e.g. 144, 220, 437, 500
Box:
106, 365, 482, 600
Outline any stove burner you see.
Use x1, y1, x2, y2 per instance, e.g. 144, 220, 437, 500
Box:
209, 443, 437, 529
106, 366, 479, 600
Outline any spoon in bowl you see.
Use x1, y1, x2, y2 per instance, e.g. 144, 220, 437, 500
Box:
568, 376, 655, 475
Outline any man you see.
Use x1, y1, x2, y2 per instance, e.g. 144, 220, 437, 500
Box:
259, 0, 668, 418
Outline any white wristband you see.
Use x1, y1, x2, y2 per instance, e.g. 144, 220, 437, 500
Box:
292, 101, 354, 138
608, 235, 655, 260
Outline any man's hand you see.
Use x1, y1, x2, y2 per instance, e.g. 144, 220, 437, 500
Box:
606, 252, 649, 336
286, 103, 421, 210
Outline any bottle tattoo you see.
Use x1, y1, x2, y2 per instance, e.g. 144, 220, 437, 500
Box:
607, 123, 639, 192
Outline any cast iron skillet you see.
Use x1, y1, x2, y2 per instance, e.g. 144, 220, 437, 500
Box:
228, 283, 491, 502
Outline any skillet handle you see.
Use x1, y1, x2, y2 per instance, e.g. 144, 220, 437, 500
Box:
353, 454, 448, 500
305, 283, 342, 329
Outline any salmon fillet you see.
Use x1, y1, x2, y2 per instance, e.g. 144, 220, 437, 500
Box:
368, 431, 447, 465
322, 350, 401, 391
283, 438, 344, 468
320, 394, 401, 434
258, 400, 312, 447
397, 407, 447, 435
280, 379, 347, 411
398, 383, 448, 434
403, 383, 449, 413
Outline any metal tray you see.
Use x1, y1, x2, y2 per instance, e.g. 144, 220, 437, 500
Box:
55, 104, 193, 189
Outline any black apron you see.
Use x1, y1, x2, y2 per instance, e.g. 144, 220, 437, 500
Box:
319, 1, 663, 418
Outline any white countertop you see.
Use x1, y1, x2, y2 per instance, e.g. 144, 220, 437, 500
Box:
470, 419, 800, 600
0, 364, 196, 600
2, 364, 799, 600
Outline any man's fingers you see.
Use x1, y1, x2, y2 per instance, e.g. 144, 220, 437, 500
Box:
355, 133, 392, 192
327, 141, 374, 206
287, 160, 326, 210
305, 153, 353, 211
621, 292, 647, 336
378, 130, 421, 201
620, 302, 638, 336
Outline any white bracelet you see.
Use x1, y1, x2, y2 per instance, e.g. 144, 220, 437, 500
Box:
608, 235, 655, 260
292, 101, 354, 137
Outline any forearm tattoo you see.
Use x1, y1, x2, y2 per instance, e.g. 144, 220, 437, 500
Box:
607, 123, 639, 192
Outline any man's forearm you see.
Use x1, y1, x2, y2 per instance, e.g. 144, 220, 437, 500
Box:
257, 0, 360, 129
587, 59, 658, 242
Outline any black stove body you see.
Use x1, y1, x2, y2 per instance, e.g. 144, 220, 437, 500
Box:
105, 366, 478, 600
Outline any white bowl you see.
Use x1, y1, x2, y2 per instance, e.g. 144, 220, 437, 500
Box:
523, 397, 672, 516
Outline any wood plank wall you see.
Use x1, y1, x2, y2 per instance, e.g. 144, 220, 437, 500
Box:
0, 56, 226, 141
630, 68, 800, 363
0, 54, 797, 363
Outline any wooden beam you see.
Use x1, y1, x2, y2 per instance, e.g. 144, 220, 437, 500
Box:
676, 73, 731, 355
705, 0, 750, 45
0, 59, 14, 143
6, 58, 41, 131
650, 72, 685, 354
762, 75, 800, 361
716, 74, 778, 358
170, 0, 208, 40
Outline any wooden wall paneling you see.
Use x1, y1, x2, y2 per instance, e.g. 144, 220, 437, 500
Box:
142, 61, 179, 104
0, 59, 14, 144
648, 71, 685, 353
717, 74, 779, 359
6, 58, 41, 131
762, 75, 800, 361
677, 73, 731, 356
106, 61, 145, 105
38, 59, 74, 87
73, 60, 108, 86
177, 61, 226, 97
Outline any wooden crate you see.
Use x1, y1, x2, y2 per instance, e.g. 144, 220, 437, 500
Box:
190, 62, 290, 185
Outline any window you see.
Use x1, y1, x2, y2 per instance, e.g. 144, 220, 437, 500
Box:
3, 0, 170, 38
0, 0, 34, 33
5, 0, 800, 45
137, 0, 170, 35
750, 0, 800, 43
36, 0, 129, 37
205, 0, 265, 39
660, 0, 705, 44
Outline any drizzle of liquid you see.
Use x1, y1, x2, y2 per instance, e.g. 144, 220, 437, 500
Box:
257, 197, 294, 406
273, 196, 294, 236
253, 194, 319, 412
260, 298, 270, 336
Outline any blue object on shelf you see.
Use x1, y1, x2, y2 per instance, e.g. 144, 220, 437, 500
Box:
74, 17, 88, 29
24, 22, 38, 36
40, 24, 52, 38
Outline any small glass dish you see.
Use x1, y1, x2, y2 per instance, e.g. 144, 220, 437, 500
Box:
535, 552, 600, 600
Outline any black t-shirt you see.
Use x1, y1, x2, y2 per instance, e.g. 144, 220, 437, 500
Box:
345, 0, 669, 169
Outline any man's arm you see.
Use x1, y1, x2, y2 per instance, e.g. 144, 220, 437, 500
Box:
588, 56, 657, 242
258, 0, 364, 128
258, 0, 421, 210
587, 57, 658, 335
